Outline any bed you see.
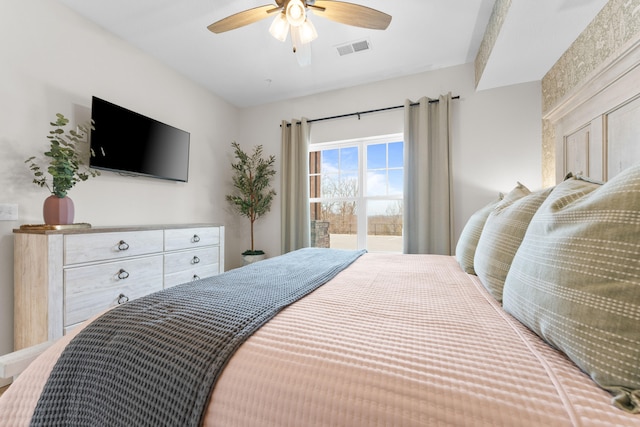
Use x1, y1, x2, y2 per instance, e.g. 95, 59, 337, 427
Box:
1, 163, 639, 426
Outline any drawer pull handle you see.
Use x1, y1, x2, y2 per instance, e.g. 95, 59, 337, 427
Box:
117, 240, 130, 251
192, 234, 201, 243
192, 274, 200, 281
192, 256, 200, 264
117, 269, 130, 280
117, 293, 129, 304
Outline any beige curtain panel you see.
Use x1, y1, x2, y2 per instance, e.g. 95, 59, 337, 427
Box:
280, 118, 311, 253
403, 94, 454, 255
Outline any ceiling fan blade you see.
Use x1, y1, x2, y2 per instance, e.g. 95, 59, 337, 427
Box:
310, 1, 391, 30
295, 44, 312, 67
291, 25, 312, 66
207, 5, 280, 34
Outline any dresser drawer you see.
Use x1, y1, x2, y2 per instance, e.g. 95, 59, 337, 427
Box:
164, 247, 219, 274
64, 255, 164, 326
164, 227, 220, 251
164, 247, 219, 288
164, 264, 219, 289
65, 230, 164, 265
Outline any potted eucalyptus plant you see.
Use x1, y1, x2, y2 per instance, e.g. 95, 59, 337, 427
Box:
25, 113, 100, 225
226, 141, 276, 265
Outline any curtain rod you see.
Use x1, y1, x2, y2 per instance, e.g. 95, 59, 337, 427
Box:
283, 95, 460, 127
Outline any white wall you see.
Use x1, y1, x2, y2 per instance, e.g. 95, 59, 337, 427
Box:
0, 1, 241, 357
239, 64, 543, 261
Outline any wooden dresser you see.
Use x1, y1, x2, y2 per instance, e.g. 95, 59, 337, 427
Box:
13, 224, 225, 350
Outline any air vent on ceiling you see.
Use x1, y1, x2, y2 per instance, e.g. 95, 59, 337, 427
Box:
336, 39, 371, 56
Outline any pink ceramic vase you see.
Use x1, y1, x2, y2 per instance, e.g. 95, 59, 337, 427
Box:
43, 195, 75, 225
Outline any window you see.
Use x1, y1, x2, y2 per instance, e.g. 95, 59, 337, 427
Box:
309, 134, 403, 252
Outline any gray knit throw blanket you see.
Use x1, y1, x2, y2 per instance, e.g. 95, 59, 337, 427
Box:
31, 248, 365, 427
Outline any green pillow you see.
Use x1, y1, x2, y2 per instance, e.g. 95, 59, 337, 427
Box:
474, 186, 553, 302
455, 194, 503, 274
503, 166, 640, 413
456, 183, 529, 275
501, 182, 531, 204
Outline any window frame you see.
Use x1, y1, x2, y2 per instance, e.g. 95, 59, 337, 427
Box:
309, 133, 403, 251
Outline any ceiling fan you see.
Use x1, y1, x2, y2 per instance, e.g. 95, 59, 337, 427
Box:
207, 0, 391, 65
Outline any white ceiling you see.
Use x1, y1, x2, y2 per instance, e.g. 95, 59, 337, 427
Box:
56, 0, 609, 108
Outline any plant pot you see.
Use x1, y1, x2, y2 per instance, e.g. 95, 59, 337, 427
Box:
242, 253, 266, 266
43, 195, 75, 225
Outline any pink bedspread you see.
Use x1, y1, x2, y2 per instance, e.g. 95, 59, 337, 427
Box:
1, 254, 638, 426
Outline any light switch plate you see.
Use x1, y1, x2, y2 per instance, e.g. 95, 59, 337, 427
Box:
0, 204, 18, 221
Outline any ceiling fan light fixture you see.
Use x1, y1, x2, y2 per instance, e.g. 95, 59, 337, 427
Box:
269, 12, 289, 42
299, 18, 318, 44
286, 0, 307, 27
207, 0, 391, 66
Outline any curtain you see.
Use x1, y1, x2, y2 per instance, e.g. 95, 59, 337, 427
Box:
281, 118, 311, 253
403, 94, 454, 255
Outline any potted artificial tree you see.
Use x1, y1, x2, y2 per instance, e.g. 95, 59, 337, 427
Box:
226, 141, 276, 265
25, 113, 100, 225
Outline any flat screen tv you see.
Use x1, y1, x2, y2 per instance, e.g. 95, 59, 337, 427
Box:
89, 96, 190, 182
